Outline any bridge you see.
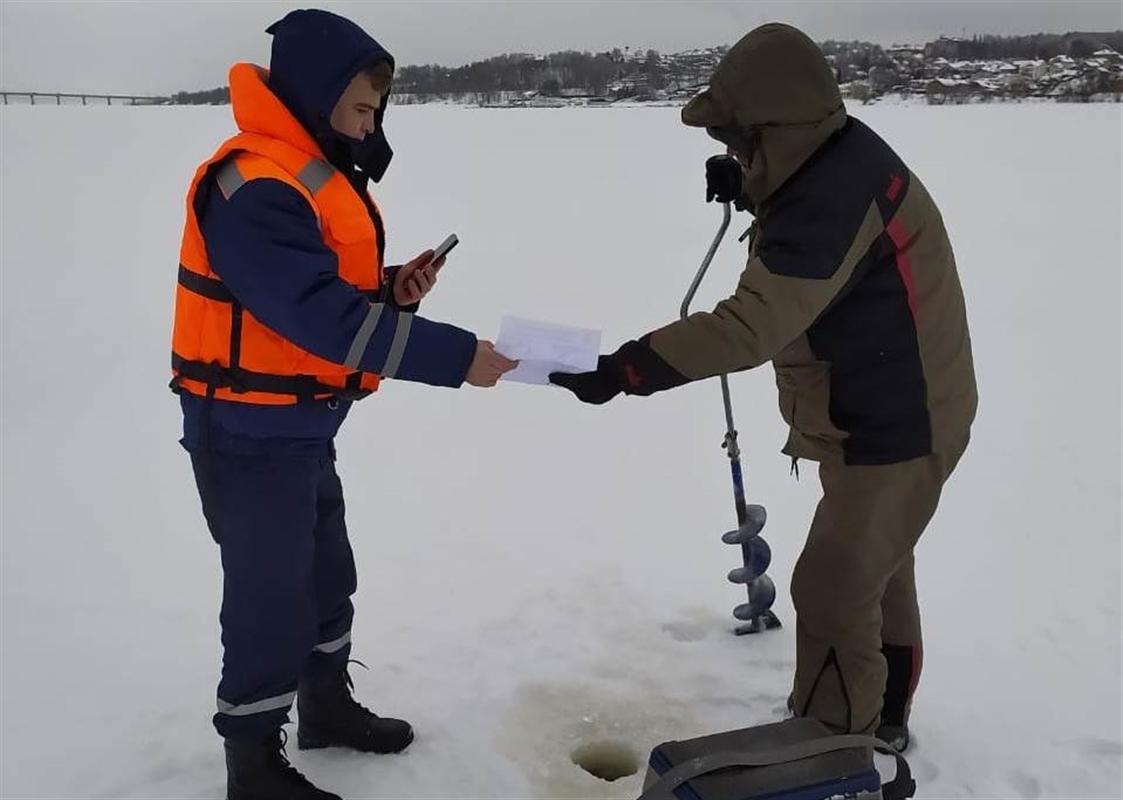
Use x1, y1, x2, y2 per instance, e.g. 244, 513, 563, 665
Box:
1, 92, 168, 106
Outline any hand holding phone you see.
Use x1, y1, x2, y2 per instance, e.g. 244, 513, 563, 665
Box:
394, 236, 458, 306
431, 233, 459, 264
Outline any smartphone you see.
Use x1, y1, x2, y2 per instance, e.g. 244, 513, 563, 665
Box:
432, 234, 459, 262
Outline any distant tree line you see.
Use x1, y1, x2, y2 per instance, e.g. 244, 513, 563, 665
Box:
395, 48, 664, 98
171, 86, 230, 105
924, 31, 1123, 61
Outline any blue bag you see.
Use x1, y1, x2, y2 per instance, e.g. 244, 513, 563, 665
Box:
640, 717, 915, 800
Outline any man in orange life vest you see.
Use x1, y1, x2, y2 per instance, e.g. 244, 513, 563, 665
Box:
170, 10, 515, 799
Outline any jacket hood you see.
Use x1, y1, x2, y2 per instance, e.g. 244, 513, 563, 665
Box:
682, 23, 846, 205
266, 9, 394, 163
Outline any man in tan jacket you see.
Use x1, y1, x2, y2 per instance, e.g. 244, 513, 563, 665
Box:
551, 23, 977, 751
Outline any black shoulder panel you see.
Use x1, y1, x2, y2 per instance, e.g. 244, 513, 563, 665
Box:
757, 118, 909, 281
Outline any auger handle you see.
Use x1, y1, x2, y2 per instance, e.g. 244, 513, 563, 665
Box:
680, 202, 732, 321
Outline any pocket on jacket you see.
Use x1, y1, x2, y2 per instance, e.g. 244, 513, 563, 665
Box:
775, 363, 845, 441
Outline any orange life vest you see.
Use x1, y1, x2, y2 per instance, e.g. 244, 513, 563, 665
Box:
171, 63, 384, 405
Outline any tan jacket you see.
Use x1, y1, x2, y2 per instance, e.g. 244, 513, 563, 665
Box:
650, 24, 977, 464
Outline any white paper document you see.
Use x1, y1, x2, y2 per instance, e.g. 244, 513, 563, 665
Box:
495, 316, 602, 386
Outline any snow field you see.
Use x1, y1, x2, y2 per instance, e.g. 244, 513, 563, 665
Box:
1, 102, 1121, 798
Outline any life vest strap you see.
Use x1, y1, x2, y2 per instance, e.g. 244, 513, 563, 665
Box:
178, 265, 234, 302
179, 264, 380, 305
170, 353, 372, 403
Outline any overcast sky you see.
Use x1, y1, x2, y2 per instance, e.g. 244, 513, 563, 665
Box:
2, 0, 1121, 95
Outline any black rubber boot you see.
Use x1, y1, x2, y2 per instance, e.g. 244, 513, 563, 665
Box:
225, 730, 341, 800
297, 667, 414, 754
878, 643, 920, 753
875, 721, 911, 753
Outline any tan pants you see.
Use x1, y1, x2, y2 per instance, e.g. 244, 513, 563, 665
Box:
789, 436, 967, 734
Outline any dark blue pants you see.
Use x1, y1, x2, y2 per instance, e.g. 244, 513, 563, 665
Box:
190, 445, 356, 740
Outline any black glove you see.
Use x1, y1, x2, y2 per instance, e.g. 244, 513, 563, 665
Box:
550, 339, 690, 405
549, 355, 622, 405
705, 154, 743, 204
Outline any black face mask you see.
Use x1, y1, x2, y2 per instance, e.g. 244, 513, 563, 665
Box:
348, 88, 394, 183
350, 128, 394, 183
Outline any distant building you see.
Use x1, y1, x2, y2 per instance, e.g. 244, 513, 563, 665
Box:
926, 78, 983, 103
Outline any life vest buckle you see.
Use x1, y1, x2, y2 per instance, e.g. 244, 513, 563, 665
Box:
226, 366, 249, 394
333, 386, 372, 402
293, 374, 320, 404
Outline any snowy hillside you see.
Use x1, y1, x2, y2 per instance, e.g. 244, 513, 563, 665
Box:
1, 103, 1121, 799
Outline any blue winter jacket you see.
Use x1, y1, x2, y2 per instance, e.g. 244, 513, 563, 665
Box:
180, 10, 477, 454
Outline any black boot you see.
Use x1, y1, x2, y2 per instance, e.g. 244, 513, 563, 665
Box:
875, 721, 910, 753
297, 666, 414, 754
225, 730, 341, 800
878, 643, 920, 753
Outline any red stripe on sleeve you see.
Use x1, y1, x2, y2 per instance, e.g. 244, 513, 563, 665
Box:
886, 217, 918, 320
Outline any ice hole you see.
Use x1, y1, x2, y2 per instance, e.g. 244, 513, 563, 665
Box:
570, 739, 640, 782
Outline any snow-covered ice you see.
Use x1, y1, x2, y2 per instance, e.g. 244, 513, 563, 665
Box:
2, 102, 1121, 799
